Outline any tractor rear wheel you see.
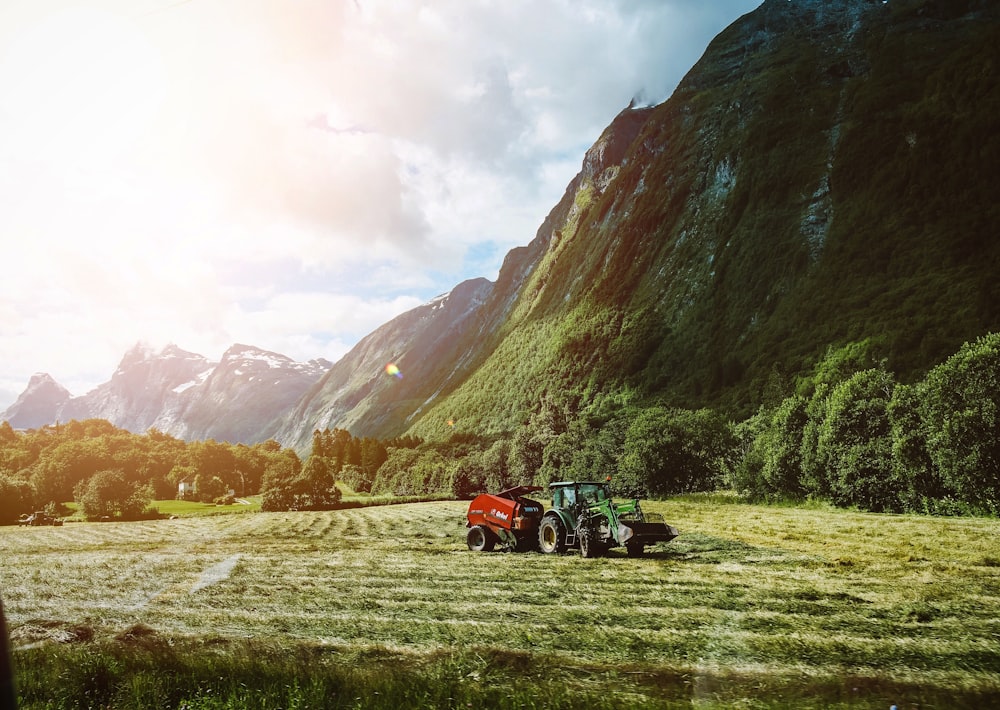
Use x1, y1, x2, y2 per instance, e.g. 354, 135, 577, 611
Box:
538, 516, 566, 554
467, 525, 496, 552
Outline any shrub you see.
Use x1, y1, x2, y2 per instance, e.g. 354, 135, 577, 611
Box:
919, 332, 1000, 514
727, 409, 770, 500
888, 383, 943, 512
815, 369, 898, 512
74, 469, 154, 521
618, 406, 735, 497
760, 395, 809, 500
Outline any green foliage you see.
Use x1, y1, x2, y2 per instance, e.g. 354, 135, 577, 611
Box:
260, 451, 343, 512
888, 383, 944, 513
919, 332, 1000, 514
730, 333, 1000, 515
0, 420, 325, 522
0, 475, 32, 525
259, 450, 303, 511
618, 406, 735, 497
731, 398, 810, 502
74, 469, 154, 521
816, 369, 898, 511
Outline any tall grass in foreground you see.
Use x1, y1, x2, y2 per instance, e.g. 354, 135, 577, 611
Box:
11, 637, 685, 709
14, 635, 995, 710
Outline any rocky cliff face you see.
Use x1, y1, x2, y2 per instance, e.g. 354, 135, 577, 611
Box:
274, 278, 495, 450
163, 345, 331, 444
60, 344, 216, 431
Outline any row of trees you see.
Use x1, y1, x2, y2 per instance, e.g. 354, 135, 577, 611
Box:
4, 332, 998, 522
0, 421, 342, 523
731, 332, 1000, 515
312, 332, 1000, 518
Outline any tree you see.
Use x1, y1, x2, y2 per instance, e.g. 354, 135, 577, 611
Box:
74, 469, 153, 521
0, 475, 32, 525
296, 455, 342, 510
799, 383, 832, 498
618, 406, 734, 497
888, 383, 942, 512
192, 474, 227, 503
371, 448, 422, 495
186, 440, 238, 493
260, 449, 302, 512
728, 408, 773, 501
30, 438, 111, 505
815, 368, 898, 511
919, 332, 1000, 513
481, 437, 514, 493
359, 438, 387, 481
760, 395, 809, 499
509, 427, 544, 486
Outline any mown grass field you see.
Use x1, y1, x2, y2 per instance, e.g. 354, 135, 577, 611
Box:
2, 496, 999, 708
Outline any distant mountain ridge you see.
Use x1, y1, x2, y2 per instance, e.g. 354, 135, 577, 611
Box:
1, 343, 331, 444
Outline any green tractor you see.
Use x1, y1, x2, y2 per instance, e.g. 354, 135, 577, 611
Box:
537, 481, 680, 558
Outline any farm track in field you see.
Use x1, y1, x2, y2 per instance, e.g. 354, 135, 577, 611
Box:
3, 498, 1000, 703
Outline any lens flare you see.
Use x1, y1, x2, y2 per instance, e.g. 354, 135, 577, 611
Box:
385, 363, 402, 379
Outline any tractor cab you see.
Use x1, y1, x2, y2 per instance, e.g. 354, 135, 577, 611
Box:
539, 480, 679, 558
550, 481, 608, 511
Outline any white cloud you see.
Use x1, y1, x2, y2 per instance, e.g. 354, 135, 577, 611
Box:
0, 0, 762, 408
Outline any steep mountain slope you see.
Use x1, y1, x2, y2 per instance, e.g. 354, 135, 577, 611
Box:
400, 0, 1000, 438
275, 278, 495, 450
273, 107, 656, 450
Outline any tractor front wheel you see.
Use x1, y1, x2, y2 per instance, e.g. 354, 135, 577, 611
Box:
467, 525, 496, 552
538, 516, 566, 554
579, 526, 601, 558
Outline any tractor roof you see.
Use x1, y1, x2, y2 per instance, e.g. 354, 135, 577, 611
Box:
548, 481, 608, 488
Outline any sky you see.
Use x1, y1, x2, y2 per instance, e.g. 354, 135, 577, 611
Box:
0, 0, 761, 410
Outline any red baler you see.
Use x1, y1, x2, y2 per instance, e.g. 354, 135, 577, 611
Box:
466, 485, 544, 552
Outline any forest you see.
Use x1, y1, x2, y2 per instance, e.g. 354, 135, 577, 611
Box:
1, 331, 998, 524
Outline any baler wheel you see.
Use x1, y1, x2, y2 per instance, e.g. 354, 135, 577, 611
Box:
467, 525, 496, 552
538, 516, 566, 554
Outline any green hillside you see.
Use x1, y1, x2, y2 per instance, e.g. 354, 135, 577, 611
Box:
408, 0, 1000, 436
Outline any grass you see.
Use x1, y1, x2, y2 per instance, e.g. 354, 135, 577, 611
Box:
152, 498, 262, 517
2, 497, 999, 707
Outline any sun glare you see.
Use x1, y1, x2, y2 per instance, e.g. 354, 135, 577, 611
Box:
1, 6, 166, 166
